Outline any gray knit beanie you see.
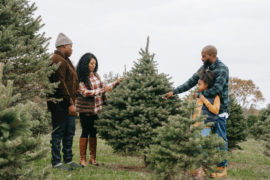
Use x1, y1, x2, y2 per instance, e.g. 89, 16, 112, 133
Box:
55, 33, 73, 47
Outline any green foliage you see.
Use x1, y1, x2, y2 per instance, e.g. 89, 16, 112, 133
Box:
0, 0, 57, 103
251, 105, 270, 157
261, 123, 270, 158
227, 95, 248, 149
258, 104, 270, 123
0, 63, 49, 179
247, 114, 258, 129
29, 102, 51, 136
251, 104, 270, 137
97, 38, 182, 156
146, 100, 226, 179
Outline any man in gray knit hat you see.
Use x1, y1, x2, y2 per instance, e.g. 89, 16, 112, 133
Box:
47, 33, 82, 170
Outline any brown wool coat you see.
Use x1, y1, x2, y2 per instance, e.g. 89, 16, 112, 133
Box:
76, 72, 106, 114
48, 50, 78, 109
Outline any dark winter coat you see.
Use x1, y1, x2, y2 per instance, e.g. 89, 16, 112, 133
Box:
47, 50, 78, 111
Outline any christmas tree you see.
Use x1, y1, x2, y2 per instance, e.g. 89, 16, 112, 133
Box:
251, 104, 270, 157
226, 95, 248, 149
0, 63, 48, 179
251, 104, 270, 137
260, 116, 270, 157
0, 0, 57, 103
97, 37, 182, 161
146, 99, 226, 179
247, 114, 258, 131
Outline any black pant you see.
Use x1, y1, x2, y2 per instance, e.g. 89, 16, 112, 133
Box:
50, 103, 75, 166
80, 113, 98, 138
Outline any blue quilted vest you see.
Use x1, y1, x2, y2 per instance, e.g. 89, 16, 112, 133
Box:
202, 97, 219, 125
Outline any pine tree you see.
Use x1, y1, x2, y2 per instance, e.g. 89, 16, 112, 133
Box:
247, 114, 258, 130
260, 116, 270, 157
0, 63, 48, 179
146, 99, 226, 179
251, 104, 270, 157
251, 104, 270, 137
226, 95, 248, 149
264, 134, 270, 157
0, 0, 56, 103
97, 37, 183, 160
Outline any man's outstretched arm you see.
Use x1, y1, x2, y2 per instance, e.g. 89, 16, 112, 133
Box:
173, 72, 200, 95
163, 67, 202, 99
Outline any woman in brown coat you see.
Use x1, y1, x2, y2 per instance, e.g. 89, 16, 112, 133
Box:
76, 53, 122, 166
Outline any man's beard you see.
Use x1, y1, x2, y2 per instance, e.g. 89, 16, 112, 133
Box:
203, 59, 212, 69
65, 52, 72, 58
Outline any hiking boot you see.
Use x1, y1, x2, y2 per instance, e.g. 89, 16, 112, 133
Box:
53, 163, 73, 171
89, 137, 99, 166
190, 167, 206, 180
66, 161, 84, 168
79, 138, 88, 166
210, 166, 227, 178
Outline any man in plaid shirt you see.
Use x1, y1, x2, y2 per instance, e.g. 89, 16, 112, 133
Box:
164, 45, 229, 178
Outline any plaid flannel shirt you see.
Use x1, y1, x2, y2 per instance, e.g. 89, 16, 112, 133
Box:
173, 58, 229, 113
79, 73, 118, 114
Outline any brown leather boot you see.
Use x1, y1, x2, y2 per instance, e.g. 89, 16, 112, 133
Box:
79, 138, 88, 166
210, 166, 227, 178
89, 137, 99, 166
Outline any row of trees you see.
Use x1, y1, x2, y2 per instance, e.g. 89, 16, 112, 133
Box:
0, 0, 57, 136
1, 0, 269, 179
0, 63, 49, 179
97, 39, 269, 178
0, 0, 53, 179
97, 39, 227, 179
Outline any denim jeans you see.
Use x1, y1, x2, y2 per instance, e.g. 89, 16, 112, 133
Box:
201, 127, 211, 136
50, 104, 75, 166
214, 116, 228, 167
201, 116, 228, 167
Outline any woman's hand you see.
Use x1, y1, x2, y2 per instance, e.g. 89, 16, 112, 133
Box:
117, 77, 124, 83
104, 86, 112, 92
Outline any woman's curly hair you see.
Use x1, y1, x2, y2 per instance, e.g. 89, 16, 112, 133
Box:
76, 53, 98, 89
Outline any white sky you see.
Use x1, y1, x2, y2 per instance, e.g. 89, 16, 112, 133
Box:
31, 0, 270, 108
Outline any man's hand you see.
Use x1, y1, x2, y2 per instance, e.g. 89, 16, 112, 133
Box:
69, 105, 76, 116
162, 91, 174, 100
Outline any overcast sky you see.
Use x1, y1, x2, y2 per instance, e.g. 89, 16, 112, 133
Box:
31, 0, 270, 108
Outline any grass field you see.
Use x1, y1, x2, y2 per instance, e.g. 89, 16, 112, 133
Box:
28, 125, 270, 180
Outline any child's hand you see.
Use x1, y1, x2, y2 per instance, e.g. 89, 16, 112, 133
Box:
193, 92, 198, 99
199, 94, 206, 101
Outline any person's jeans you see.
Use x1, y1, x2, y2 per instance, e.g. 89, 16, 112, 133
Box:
50, 104, 75, 166
201, 127, 211, 137
213, 116, 228, 167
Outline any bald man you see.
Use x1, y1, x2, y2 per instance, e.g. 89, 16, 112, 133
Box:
164, 45, 229, 178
